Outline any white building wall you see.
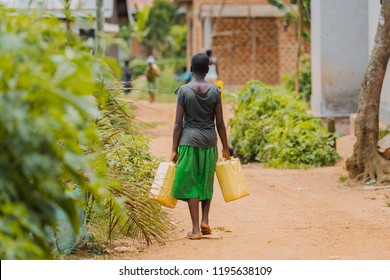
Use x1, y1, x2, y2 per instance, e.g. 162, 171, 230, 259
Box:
311, 0, 369, 117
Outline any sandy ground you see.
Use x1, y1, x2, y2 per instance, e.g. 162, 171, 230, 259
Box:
110, 100, 390, 260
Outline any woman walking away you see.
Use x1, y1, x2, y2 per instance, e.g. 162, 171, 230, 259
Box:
169, 53, 230, 240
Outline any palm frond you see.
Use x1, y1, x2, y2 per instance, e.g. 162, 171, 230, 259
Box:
88, 86, 171, 246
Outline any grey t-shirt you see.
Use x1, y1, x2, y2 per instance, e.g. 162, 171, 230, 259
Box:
175, 84, 221, 148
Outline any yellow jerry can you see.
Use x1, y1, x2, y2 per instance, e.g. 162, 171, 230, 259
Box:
214, 80, 224, 95
215, 157, 250, 202
150, 162, 177, 208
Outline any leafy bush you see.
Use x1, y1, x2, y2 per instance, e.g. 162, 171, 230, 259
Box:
0, 8, 170, 259
229, 81, 339, 168
283, 55, 312, 102
0, 9, 107, 259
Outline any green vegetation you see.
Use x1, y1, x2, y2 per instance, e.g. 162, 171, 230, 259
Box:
117, 0, 187, 102
267, 0, 311, 41
379, 125, 390, 140
144, 0, 186, 57
89, 92, 171, 246
0, 8, 170, 259
128, 0, 186, 57
339, 176, 348, 183
229, 81, 339, 168
0, 9, 101, 259
283, 55, 312, 102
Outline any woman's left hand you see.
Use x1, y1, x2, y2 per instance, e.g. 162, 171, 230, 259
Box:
169, 151, 178, 163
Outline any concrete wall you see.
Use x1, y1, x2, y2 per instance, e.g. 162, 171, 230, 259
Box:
311, 0, 369, 117
369, 1, 390, 125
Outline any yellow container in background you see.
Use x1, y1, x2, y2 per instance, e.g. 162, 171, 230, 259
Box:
215, 157, 249, 202
150, 162, 177, 208
214, 80, 224, 95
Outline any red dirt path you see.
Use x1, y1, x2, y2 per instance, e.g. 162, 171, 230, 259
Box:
109, 100, 390, 260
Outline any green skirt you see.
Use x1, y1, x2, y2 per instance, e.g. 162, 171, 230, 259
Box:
172, 145, 218, 201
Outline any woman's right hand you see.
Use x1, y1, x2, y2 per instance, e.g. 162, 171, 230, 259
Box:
222, 148, 230, 160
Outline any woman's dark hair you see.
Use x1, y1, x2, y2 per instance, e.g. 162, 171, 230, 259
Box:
191, 53, 209, 74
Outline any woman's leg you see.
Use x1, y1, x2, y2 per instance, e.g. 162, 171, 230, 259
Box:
200, 200, 212, 234
201, 200, 211, 227
149, 91, 155, 103
198, 148, 217, 235
187, 198, 201, 239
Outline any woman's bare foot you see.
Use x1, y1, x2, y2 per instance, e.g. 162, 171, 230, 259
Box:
200, 224, 212, 235
186, 232, 202, 240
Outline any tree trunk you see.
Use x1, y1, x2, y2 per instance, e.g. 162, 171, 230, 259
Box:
64, 0, 71, 32
346, 0, 390, 183
95, 0, 104, 56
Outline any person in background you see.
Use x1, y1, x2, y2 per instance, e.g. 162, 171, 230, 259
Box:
205, 49, 218, 83
145, 55, 160, 103
175, 66, 192, 85
169, 53, 230, 240
122, 60, 132, 94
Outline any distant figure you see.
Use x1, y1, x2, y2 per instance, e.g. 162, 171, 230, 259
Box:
205, 49, 218, 83
145, 55, 160, 103
175, 66, 192, 85
122, 60, 132, 94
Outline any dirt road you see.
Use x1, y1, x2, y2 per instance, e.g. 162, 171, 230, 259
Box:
117, 100, 390, 260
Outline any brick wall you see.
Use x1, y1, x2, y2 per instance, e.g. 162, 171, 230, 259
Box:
278, 20, 298, 82
184, 0, 301, 86
211, 17, 297, 86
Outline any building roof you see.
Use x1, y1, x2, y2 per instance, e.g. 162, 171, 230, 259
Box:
0, 0, 114, 18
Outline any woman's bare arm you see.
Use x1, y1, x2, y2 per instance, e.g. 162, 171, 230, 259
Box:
215, 98, 230, 159
169, 100, 185, 162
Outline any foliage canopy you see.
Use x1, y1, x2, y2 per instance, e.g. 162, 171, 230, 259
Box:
267, 0, 311, 41
129, 0, 186, 57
